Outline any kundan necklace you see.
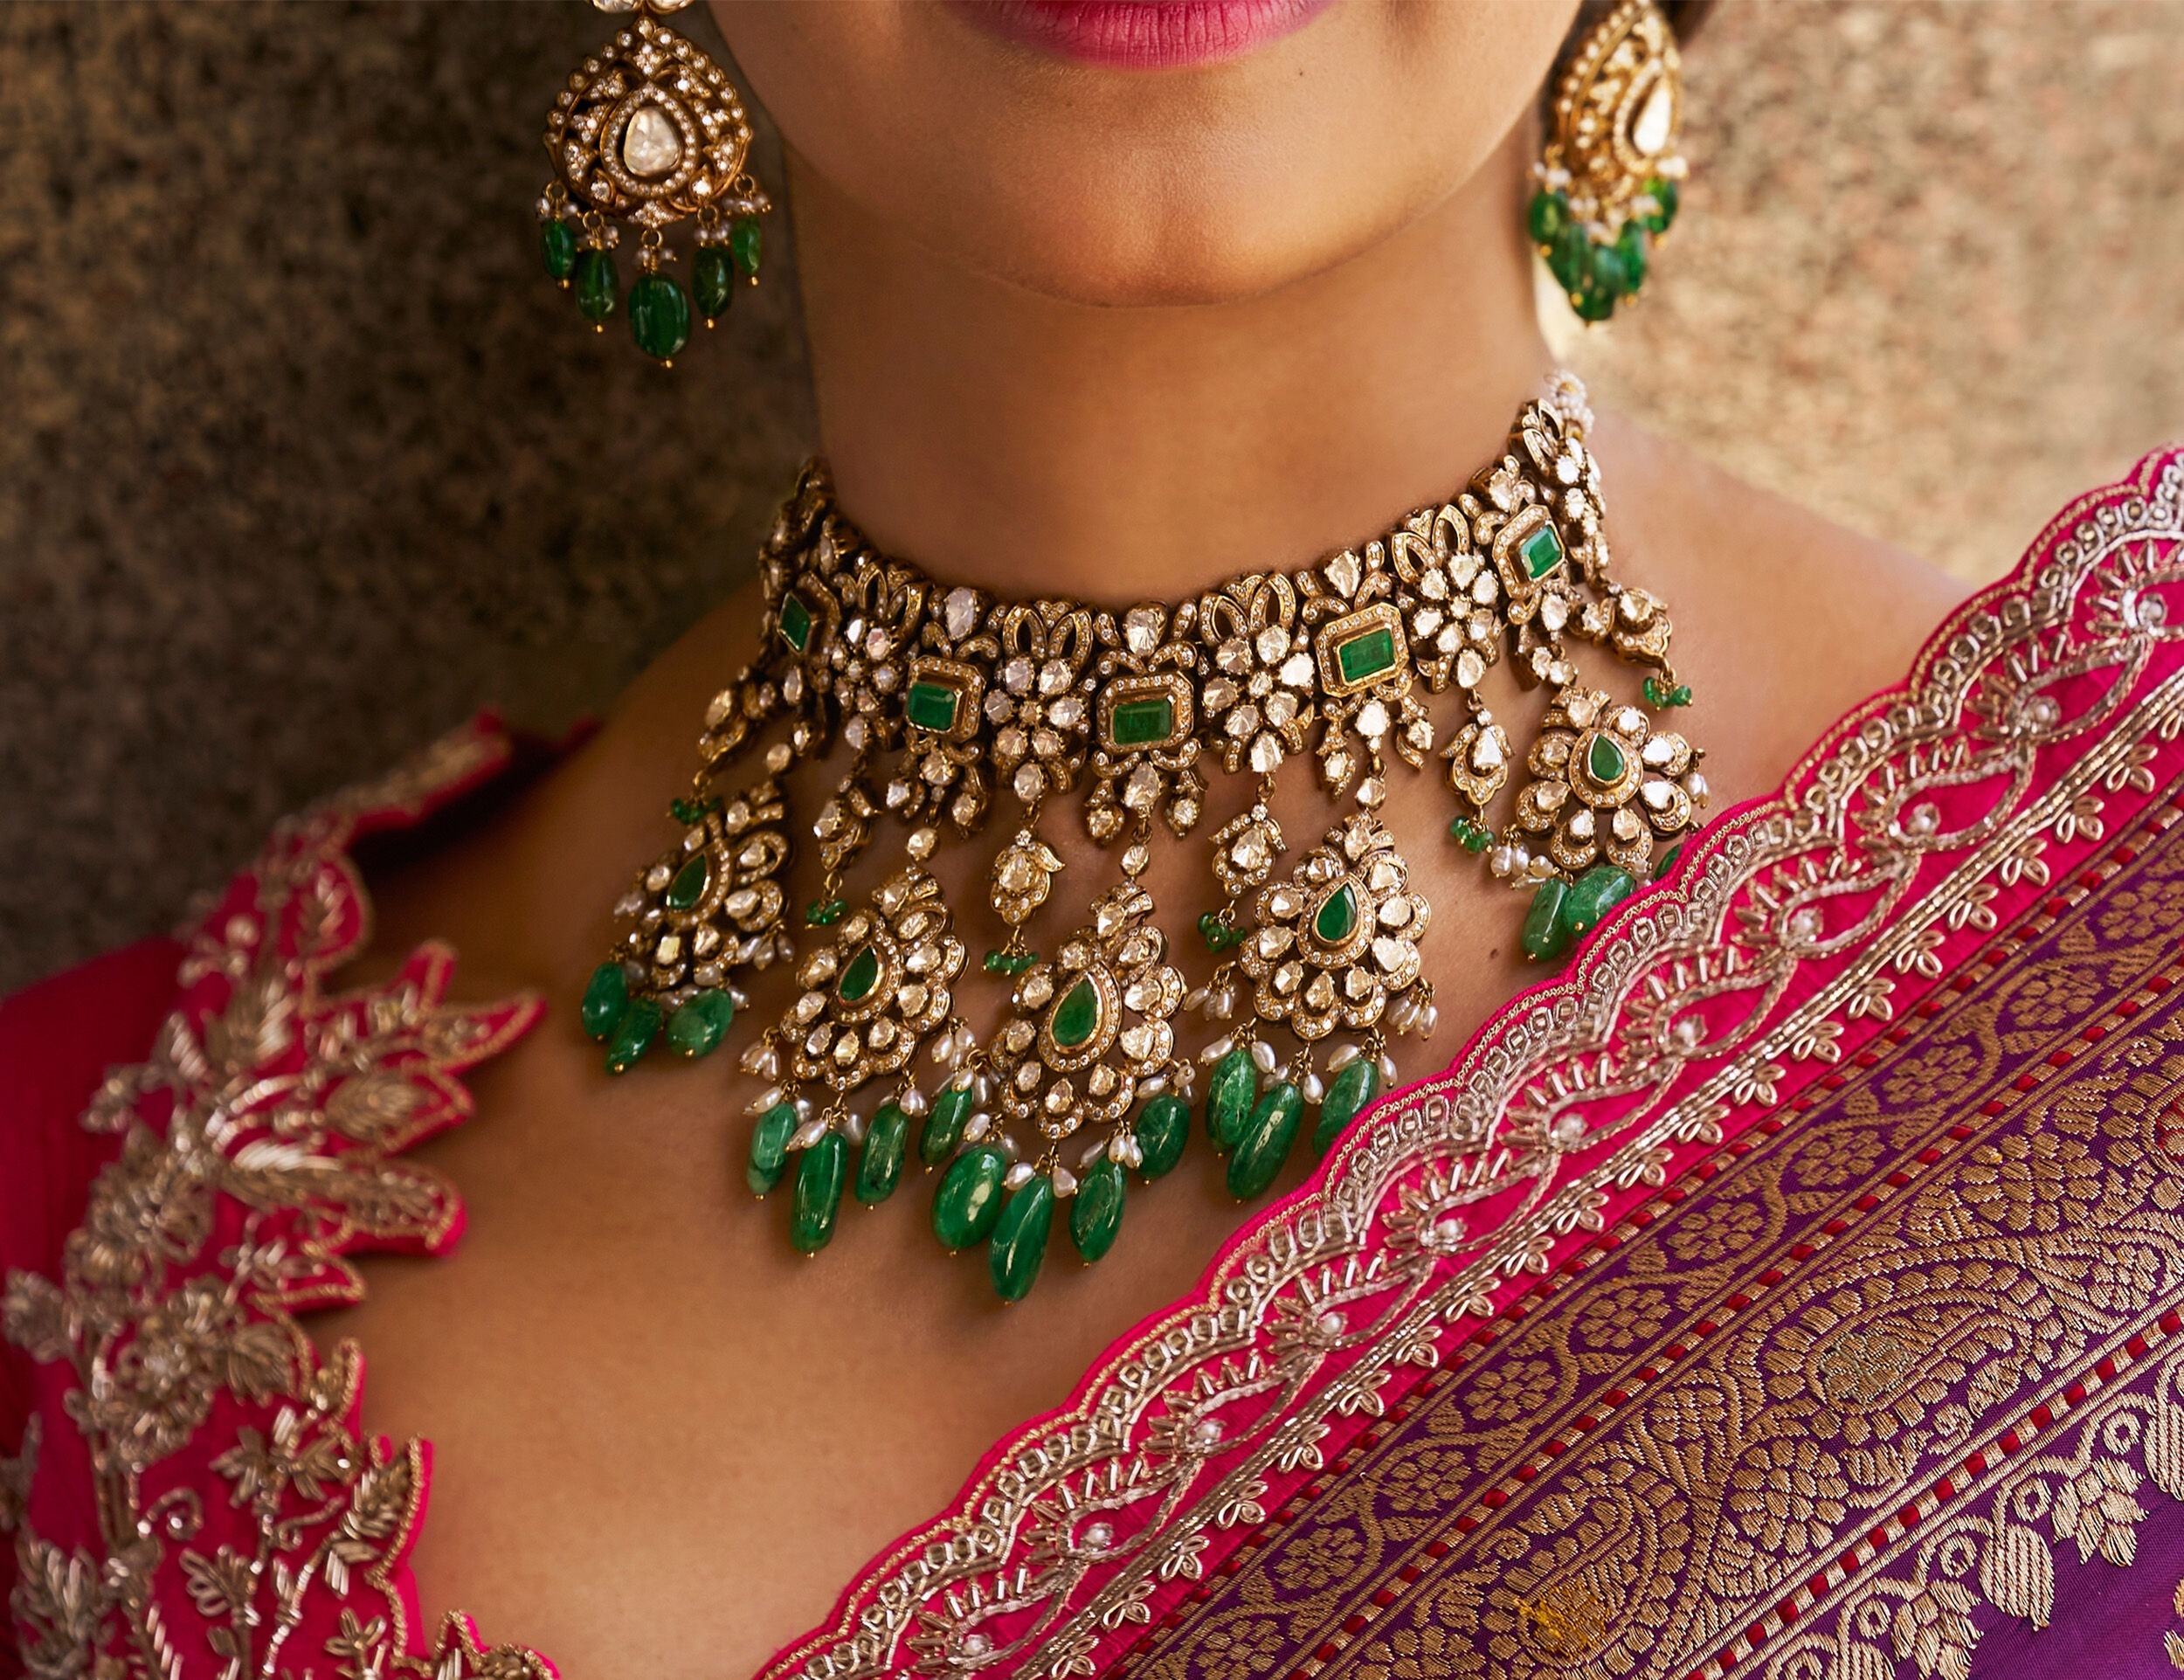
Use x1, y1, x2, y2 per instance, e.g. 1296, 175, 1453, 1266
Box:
579, 375, 1708, 1298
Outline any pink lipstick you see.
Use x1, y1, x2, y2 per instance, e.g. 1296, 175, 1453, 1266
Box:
950, 0, 1337, 69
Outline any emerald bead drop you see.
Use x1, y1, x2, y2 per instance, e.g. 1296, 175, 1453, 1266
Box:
988, 1174, 1054, 1301
580, 961, 629, 1040
573, 247, 618, 325
1312, 1057, 1383, 1157
1527, 189, 1570, 245
1206, 1047, 1257, 1151
791, 1131, 848, 1255
667, 852, 710, 911
1313, 881, 1360, 944
1070, 1158, 1127, 1263
628, 273, 691, 363
1654, 840, 1686, 881
1198, 913, 1243, 953
1644, 175, 1679, 232
746, 1102, 797, 1196
603, 996, 661, 1074
1615, 222, 1649, 294
541, 218, 577, 283
805, 898, 847, 927
856, 1103, 910, 1205
665, 988, 733, 1059
1590, 238, 1630, 301
1548, 222, 1590, 294
1227, 1082, 1303, 1200
1050, 977, 1101, 1049
1562, 865, 1638, 941
1135, 1095, 1191, 1179
1574, 280, 1617, 324
932, 1145, 1009, 1250
920, 1080, 978, 1166
1521, 879, 1572, 963
730, 214, 762, 279
694, 245, 736, 320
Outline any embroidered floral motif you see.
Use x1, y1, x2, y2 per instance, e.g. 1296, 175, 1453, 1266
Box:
3, 719, 552, 1680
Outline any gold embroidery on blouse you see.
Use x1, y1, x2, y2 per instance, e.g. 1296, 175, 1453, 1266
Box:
3, 723, 551, 1680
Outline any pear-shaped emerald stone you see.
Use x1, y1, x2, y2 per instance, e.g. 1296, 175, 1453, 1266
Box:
1586, 733, 1627, 785
1050, 977, 1101, 1048
1070, 1158, 1126, 1263
988, 1175, 1054, 1301
667, 852, 710, 911
1314, 881, 1360, 944
837, 944, 881, 1005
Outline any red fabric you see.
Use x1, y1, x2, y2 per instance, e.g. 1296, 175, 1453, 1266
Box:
1, 937, 184, 1680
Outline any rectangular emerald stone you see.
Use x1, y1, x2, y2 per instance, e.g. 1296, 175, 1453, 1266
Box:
1109, 695, 1176, 747
778, 592, 812, 652
1334, 626, 1398, 686
1520, 522, 1565, 580
905, 679, 961, 734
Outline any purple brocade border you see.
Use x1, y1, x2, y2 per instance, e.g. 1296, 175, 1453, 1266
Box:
1116, 774, 2184, 1679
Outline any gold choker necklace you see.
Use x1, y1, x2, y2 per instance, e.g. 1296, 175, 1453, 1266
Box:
579, 375, 1706, 1297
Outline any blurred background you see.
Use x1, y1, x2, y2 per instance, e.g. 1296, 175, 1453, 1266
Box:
2, 0, 2181, 992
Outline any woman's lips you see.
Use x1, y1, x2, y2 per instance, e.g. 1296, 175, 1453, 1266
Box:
948, 0, 1337, 68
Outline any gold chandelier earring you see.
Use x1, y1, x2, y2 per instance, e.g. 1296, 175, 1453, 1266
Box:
1529, 0, 1687, 323
536, 0, 772, 364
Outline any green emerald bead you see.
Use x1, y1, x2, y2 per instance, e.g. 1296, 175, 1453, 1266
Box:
989, 1174, 1054, 1301
1198, 913, 1241, 953
628, 272, 691, 362
921, 1080, 978, 1167
805, 898, 847, 927
730, 214, 762, 279
1050, 977, 1101, 1049
984, 950, 1037, 976
855, 1103, 910, 1205
1615, 222, 1649, 294
667, 852, 710, 911
1654, 840, 1686, 881
1206, 1048, 1258, 1151
1527, 189, 1569, 245
1548, 222, 1591, 294
541, 218, 577, 282
1562, 864, 1638, 940
1454, 820, 1490, 854
791, 1131, 848, 1255
1135, 1095, 1191, 1179
1590, 240, 1629, 300
1227, 1082, 1303, 1201
1643, 675, 1668, 707
1673, 684, 1694, 707
665, 987, 734, 1059
668, 795, 717, 826
1070, 1157, 1127, 1263
837, 944, 881, 1005
694, 245, 736, 320
1586, 733, 1628, 785
1574, 281, 1618, 324
746, 1101, 797, 1196
573, 247, 618, 325
1522, 878, 1573, 963
1312, 1056, 1384, 1157
580, 961, 629, 1040
1314, 881, 1360, 944
932, 1145, 1009, 1250
603, 995, 661, 1074
1645, 175, 1679, 232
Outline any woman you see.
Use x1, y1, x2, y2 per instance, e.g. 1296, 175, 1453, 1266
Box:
5, 2, 2181, 1677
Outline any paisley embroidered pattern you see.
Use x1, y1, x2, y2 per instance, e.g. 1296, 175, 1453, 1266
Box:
3, 717, 551, 1680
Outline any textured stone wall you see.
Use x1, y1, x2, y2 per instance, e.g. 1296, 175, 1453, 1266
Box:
3, 0, 2181, 991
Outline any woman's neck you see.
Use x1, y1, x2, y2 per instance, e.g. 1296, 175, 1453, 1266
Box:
791, 120, 1555, 605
